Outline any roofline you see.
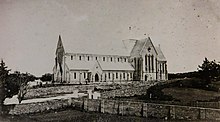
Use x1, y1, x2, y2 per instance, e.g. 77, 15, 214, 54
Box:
139, 37, 158, 56
139, 39, 148, 56
69, 69, 134, 71
65, 52, 130, 57
148, 37, 158, 55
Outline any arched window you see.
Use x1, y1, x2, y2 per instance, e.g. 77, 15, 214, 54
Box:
109, 73, 111, 79
103, 57, 105, 61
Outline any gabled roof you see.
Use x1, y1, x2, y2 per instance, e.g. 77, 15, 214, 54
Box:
130, 39, 146, 57
65, 60, 134, 71
155, 46, 166, 61
99, 61, 134, 71
130, 37, 158, 57
66, 60, 95, 70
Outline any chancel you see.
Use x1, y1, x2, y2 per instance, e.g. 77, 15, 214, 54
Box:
53, 35, 168, 84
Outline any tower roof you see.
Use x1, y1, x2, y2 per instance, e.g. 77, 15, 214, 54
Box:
56, 35, 65, 55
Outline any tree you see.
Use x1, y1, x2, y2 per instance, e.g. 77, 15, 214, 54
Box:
40, 73, 52, 81
198, 58, 220, 83
0, 60, 10, 113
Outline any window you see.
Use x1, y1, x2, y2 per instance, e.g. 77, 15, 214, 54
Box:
88, 56, 90, 61
116, 73, 118, 79
71, 56, 73, 60
124, 58, 126, 62
130, 73, 132, 78
152, 55, 154, 72
84, 72, 86, 78
118, 58, 120, 62
79, 56, 81, 60
123, 73, 125, 79
111, 57, 113, 62
103, 57, 105, 61
109, 73, 110, 79
96, 57, 98, 60
74, 73, 76, 79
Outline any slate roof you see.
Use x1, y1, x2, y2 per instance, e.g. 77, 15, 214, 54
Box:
155, 46, 166, 61
66, 60, 95, 70
130, 39, 146, 57
99, 61, 134, 71
66, 60, 134, 71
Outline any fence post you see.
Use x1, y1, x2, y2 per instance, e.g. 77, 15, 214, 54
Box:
199, 108, 206, 120
169, 105, 175, 119
101, 99, 105, 113
142, 103, 148, 117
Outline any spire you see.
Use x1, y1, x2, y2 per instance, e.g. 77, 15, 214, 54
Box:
56, 35, 64, 55
55, 35, 65, 63
55, 35, 65, 78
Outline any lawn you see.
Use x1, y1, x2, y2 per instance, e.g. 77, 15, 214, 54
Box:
162, 87, 220, 102
0, 109, 160, 122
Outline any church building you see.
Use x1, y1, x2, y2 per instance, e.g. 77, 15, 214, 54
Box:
53, 35, 168, 84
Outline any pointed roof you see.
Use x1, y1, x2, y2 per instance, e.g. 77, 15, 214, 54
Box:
130, 37, 158, 57
56, 35, 65, 54
65, 60, 134, 71
155, 46, 166, 61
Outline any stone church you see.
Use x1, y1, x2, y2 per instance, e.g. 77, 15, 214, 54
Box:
53, 35, 168, 84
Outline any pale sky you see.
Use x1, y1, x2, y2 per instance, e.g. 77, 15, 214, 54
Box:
0, 0, 220, 77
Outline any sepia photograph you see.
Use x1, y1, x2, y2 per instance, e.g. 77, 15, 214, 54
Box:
0, 0, 220, 121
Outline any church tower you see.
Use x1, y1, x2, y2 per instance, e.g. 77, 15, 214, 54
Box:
53, 35, 65, 82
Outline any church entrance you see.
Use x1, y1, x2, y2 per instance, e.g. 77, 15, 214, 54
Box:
95, 73, 99, 82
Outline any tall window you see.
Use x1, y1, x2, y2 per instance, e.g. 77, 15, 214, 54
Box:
74, 73, 76, 79
148, 55, 151, 73
124, 58, 126, 62
88, 56, 90, 61
103, 57, 105, 61
96, 57, 98, 60
118, 58, 120, 62
116, 73, 118, 79
145, 55, 147, 71
111, 57, 113, 62
152, 55, 154, 72
130, 73, 132, 78
79, 56, 81, 60
84, 72, 86, 78
109, 73, 110, 79
123, 73, 125, 79
71, 56, 73, 60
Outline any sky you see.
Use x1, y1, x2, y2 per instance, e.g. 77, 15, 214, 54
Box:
0, 0, 220, 77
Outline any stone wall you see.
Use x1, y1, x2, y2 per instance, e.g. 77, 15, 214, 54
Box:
9, 99, 71, 115
24, 85, 94, 99
101, 85, 151, 98
8, 98, 220, 120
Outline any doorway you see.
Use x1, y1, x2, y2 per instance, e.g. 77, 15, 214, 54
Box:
95, 73, 99, 82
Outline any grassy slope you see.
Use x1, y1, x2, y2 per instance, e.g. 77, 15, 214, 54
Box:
0, 109, 160, 122
162, 87, 220, 102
